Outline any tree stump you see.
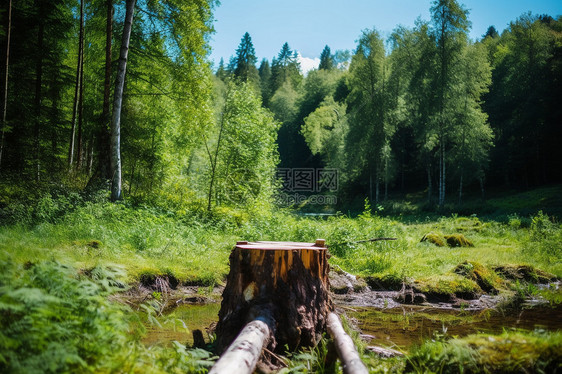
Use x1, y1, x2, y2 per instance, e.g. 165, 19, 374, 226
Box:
214, 240, 334, 358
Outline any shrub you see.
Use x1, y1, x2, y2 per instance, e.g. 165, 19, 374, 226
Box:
0, 260, 131, 373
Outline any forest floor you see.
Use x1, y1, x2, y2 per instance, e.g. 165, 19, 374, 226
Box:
1, 184, 561, 372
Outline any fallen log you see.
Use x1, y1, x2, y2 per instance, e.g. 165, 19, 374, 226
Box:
209, 315, 272, 374
326, 312, 369, 374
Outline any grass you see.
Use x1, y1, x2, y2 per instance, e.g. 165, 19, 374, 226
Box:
1, 186, 561, 372
1, 192, 560, 292
406, 329, 562, 373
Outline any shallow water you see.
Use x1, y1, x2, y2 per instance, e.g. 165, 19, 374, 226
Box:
143, 302, 562, 349
349, 303, 562, 350
142, 302, 220, 346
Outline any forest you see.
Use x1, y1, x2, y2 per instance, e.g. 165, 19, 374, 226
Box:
0, 0, 561, 373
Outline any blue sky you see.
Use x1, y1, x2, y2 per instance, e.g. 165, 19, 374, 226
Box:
209, 0, 562, 73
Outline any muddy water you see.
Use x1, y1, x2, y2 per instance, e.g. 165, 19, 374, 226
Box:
142, 303, 220, 346
143, 302, 562, 349
349, 303, 562, 350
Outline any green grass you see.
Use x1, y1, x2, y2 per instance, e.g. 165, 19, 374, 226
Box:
406, 329, 562, 373
1, 193, 560, 291
1, 188, 561, 372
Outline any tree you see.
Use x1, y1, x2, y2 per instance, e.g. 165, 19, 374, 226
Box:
233, 32, 259, 89
110, 0, 136, 201
205, 81, 279, 210
216, 57, 228, 80
98, 0, 113, 182
301, 96, 347, 169
484, 13, 561, 187
429, 0, 470, 206
258, 58, 271, 105
0, 0, 11, 170
346, 29, 391, 204
483, 25, 498, 39
450, 42, 493, 203
68, 0, 84, 168
319, 45, 334, 70
270, 42, 301, 93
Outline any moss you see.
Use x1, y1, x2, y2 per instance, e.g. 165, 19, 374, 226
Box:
421, 232, 474, 248
414, 274, 481, 301
420, 232, 446, 247
365, 273, 404, 291
444, 233, 474, 247
453, 261, 502, 294
493, 264, 557, 284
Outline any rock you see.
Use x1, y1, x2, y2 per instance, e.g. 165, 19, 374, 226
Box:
329, 266, 368, 294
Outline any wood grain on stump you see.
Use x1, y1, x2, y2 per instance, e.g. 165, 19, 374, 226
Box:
215, 239, 334, 356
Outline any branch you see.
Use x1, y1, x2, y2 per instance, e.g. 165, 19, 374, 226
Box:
328, 237, 397, 248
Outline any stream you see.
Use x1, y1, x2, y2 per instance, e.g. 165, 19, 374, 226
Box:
142, 302, 562, 350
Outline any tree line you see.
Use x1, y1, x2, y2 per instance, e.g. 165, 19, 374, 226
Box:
0, 0, 560, 212
218, 1, 562, 208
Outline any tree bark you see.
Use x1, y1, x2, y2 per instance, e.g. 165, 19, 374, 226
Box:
326, 312, 369, 374
110, 0, 135, 201
215, 240, 333, 363
0, 0, 12, 170
69, 0, 84, 168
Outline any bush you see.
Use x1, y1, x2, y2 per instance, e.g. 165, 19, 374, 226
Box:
524, 211, 562, 258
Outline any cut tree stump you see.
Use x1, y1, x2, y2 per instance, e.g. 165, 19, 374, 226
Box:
214, 240, 334, 363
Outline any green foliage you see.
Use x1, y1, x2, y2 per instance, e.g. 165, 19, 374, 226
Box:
524, 211, 562, 259
0, 260, 131, 373
207, 81, 279, 211
301, 97, 347, 167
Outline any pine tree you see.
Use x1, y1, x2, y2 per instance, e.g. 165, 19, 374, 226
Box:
319, 45, 334, 70
234, 32, 259, 88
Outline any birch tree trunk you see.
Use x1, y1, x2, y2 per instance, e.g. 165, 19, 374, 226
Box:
110, 0, 135, 201
0, 0, 12, 170
326, 313, 369, 374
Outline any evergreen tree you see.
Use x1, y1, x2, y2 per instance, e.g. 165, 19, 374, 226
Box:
270, 42, 302, 92
216, 57, 228, 80
258, 58, 272, 105
319, 45, 334, 70
233, 32, 259, 89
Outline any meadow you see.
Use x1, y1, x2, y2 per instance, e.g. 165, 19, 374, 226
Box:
1, 185, 561, 372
